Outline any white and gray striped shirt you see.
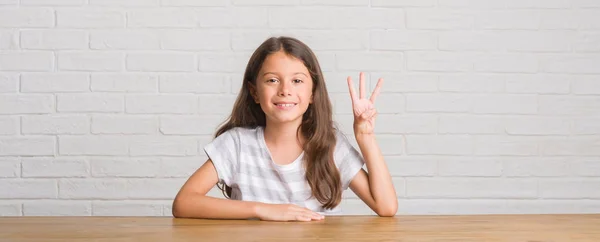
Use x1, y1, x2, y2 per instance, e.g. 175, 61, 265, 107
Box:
203, 126, 365, 215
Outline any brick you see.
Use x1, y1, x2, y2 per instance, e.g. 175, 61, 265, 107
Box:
0, 137, 55, 156
407, 9, 474, 30
439, 31, 507, 51
92, 115, 157, 134
91, 73, 158, 93
160, 30, 230, 51
126, 95, 197, 114
539, 179, 600, 198
159, 157, 204, 178
0, 157, 20, 177
233, 0, 298, 5
579, 10, 600, 30
571, 158, 600, 177
57, 9, 125, 28
372, 0, 434, 7
0, 7, 54, 27
540, 137, 600, 156
503, 157, 570, 177
339, 199, 375, 215
371, 73, 440, 94
540, 10, 577, 30
371, 30, 437, 50
506, 31, 573, 52
541, 54, 600, 74
198, 52, 251, 73
22, 158, 88, 177
127, 178, 185, 199
0, 73, 18, 93
438, 158, 503, 177
23, 201, 91, 216
58, 136, 129, 155
90, 30, 160, 50
59, 179, 127, 199
0, 51, 54, 71
438, 114, 504, 134
160, 115, 225, 135
331, 93, 354, 114
0, 94, 54, 114
127, 9, 196, 28
406, 51, 473, 72
337, 52, 403, 71
539, 96, 600, 115
384, 157, 437, 177
58, 52, 123, 71
375, 114, 437, 134
301, 0, 367, 5
200, 98, 233, 116
0, 30, 19, 50
22, 114, 89, 135
573, 32, 600, 52
406, 178, 537, 198
57, 94, 124, 113
91, 157, 160, 177
399, 199, 600, 215
21, 0, 85, 5
0, 179, 57, 198
89, 0, 159, 6
506, 0, 570, 8
572, 118, 600, 135
268, 8, 335, 29
475, 53, 538, 73
160, 74, 229, 94
231, 30, 272, 51
0, 202, 21, 216
473, 135, 539, 156
406, 135, 472, 155
505, 74, 570, 94
127, 53, 195, 72
476, 10, 540, 30
574, 0, 600, 7
272, 30, 367, 50
472, 94, 537, 114
406, 94, 471, 113
505, 117, 570, 135
372, 135, 404, 155
21, 30, 88, 50
0, 116, 18, 135
438, 0, 505, 8
129, 136, 198, 156
439, 74, 504, 93
93, 201, 163, 216
334, 8, 405, 29
323, 72, 370, 93
198, 7, 268, 28
21, 73, 90, 93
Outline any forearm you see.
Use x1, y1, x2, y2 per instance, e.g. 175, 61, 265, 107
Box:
172, 193, 261, 219
355, 134, 397, 214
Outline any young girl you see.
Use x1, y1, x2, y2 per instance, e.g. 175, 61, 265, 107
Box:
172, 36, 397, 221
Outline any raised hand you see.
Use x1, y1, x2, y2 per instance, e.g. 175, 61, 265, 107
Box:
347, 72, 383, 136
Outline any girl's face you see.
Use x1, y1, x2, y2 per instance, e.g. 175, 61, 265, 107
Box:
251, 50, 314, 126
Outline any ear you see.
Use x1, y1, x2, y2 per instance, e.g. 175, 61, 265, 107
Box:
248, 83, 259, 104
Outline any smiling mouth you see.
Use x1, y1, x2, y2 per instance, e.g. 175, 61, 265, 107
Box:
274, 103, 297, 107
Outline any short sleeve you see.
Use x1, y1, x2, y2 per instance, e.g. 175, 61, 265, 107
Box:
334, 131, 365, 190
203, 128, 239, 186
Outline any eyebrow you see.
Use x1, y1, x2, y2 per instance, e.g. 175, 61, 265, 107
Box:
263, 72, 309, 78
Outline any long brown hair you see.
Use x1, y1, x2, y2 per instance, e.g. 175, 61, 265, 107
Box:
214, 36, 342, 209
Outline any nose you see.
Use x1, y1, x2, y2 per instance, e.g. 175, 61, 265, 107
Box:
278, 81, 291, 96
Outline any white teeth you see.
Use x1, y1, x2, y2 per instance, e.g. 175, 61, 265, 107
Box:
276, 104, 295, 107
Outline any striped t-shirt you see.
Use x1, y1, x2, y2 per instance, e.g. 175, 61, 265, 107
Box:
203, 126, 365, 215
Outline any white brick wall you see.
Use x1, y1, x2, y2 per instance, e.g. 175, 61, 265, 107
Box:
0, 0, 599, 217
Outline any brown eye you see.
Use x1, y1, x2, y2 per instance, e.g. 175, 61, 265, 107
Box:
293, 79, 303, 83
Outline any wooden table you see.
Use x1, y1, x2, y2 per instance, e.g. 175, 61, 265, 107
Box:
1, 214, 599, 241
